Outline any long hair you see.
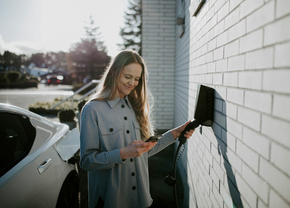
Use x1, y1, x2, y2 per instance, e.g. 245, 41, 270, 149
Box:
89, 49, 154, 140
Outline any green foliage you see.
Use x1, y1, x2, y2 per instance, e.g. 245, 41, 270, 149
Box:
77, 99, 88, 112
5, 71, 21, 83
29, 98, 78, 115
119, 0, 142, 55
58, 109, 76, 122
0, 71, 39, 88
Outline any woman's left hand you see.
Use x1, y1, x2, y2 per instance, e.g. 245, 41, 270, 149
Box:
170, 120, 195, 140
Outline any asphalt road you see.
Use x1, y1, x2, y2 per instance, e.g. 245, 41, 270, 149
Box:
0, 84, 74, 110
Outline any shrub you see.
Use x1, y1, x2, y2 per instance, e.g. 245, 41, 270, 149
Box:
58, 109, 76, 122
29, 98, 78, 115
5, 71, 21, 83
77, 99, 87, 112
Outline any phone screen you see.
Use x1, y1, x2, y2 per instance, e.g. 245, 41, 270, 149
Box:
145, 135, 162, 142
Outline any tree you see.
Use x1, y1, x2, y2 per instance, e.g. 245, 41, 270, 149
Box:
30, 53, 45, 67
69, 16, 110, 81
119, 0, 142, 55
1, 51, 23, 70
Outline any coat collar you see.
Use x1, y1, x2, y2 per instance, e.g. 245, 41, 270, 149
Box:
107, 96, 132, 109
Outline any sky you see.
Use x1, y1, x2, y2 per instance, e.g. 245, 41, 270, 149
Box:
0, 0, 129, 58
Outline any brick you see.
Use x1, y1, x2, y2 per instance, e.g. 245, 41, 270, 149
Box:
225, 39, 239, 58
269, 189, 290, 208
271, 143, 290, 178
245, 47, 273, 69
260, 157, 290, 204
241, 163, 269, 203
217, 1, 229, 22
239, 71, 262, 90
229, 0, 243, 11
257, 199, 268, 208
244, 90, 272, 114
228, 55, 245, 71
226, 147, 242, 173
264, 15, 290, 46
227, 88, 244, 106
240, 29, 263, 53
217, 31, 228, 47
235, 173, 258, 208
238, 107, 261, 131
226, 117, 243, 139
273, 95, 290, 122
225, 6, 240, 29
215, 111, 226, 128
224, 72, 238, 87
276, 0, 290, 18
243, 127, 270, 159
275, 41, 290, 68
226, 102, 238, 120
214, 20, 225, 38
208, 37, 217, 51
212, 180, 224, 207
261, 114, 290, 149
216, 59, 228, 72
240, 0, 264, 19
263, 69, 290, 94
213, 47, 224, 61
220, 181, 235, 208
237, 140, 259, 172
229, 19, 246, 41
246, 1, 275, 32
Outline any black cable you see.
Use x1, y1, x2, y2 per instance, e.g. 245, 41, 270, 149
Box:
173, 142, 182, 208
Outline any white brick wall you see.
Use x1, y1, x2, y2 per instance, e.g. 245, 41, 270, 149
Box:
142, 0, 176, 129
143, 0, 290, 207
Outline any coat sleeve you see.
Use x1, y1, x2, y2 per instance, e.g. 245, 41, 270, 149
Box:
79, 104, 125, 171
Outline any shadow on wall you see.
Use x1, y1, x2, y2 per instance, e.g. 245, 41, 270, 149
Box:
176, 90, 244, 208
213, 91, 243, 208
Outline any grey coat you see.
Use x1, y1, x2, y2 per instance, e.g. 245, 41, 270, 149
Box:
79, 97, 176, 208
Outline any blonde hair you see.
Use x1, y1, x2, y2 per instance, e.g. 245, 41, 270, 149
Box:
89, 49, 154, 140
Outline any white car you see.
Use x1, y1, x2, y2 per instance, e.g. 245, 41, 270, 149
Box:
0, 103, 80, 208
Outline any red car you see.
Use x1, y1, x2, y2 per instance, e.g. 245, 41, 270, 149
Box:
46, 75, 63, 85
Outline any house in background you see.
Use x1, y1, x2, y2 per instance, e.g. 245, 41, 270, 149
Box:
142, 0, 290, 207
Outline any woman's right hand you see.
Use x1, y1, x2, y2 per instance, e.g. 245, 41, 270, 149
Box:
120, 140, 156, 160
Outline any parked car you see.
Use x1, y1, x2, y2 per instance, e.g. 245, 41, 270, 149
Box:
46, 75, 63, 85
0, 103, 80, 208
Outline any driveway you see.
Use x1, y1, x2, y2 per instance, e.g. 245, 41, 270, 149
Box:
0, 84, 74, 110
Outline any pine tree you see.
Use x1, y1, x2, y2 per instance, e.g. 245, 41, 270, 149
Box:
69, 16, 110, 81
119, 0, 142, 55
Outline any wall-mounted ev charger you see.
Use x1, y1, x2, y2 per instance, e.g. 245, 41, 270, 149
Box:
164, 84, 215, 208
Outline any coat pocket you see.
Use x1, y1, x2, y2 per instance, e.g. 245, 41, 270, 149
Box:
99, 121, 123, 151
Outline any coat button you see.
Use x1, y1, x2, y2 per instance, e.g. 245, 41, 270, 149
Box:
126, 130, 130, 134
130, 158, 133, 162
132, 186, 136, 190
110, 128, 113, 132
124, 116, 127, 120
121, 104, 125, 108
131, 172, 135, 176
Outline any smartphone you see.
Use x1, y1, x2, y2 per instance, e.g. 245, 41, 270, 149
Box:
145, 134, 162, 142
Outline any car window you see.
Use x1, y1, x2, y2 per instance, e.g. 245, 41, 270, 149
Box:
0, 113, 35, 177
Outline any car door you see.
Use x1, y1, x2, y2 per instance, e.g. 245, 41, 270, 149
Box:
0, 112, 65, 208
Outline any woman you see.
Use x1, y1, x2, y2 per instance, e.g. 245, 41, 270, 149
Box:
79, 50, 194, 208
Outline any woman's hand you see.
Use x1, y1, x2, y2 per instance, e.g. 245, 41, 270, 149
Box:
120, 140, 157, 160
170, 120, 195, 139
